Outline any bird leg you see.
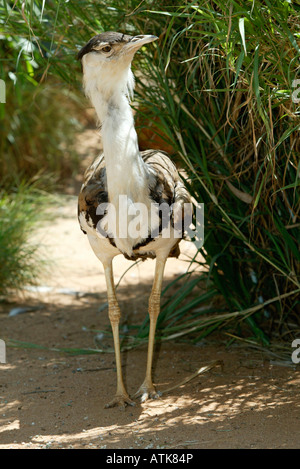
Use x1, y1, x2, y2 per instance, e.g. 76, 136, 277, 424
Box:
135, 256, 167, 402
102, 260, 135, 408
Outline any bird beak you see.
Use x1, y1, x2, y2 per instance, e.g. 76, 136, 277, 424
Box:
125, 35, 158, 53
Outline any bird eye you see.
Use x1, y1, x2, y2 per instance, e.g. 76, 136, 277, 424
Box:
102, 45, 112, 53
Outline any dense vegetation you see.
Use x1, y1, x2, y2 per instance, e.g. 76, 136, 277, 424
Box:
1, 1, 299, 346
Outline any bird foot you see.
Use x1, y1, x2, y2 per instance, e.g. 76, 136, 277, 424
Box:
134, 382, 162, 403
104, 393, 135, 409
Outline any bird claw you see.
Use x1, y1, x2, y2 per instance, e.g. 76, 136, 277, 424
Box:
104, 394, 136, 409
134, 383, 162, 403
140, 390, 162, 403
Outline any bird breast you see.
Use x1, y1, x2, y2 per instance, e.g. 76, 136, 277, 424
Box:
78, 150, 191, 260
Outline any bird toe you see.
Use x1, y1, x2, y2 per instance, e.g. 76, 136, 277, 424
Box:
135, 383, 162, 403
140, 390, 161, 403
104, 394, 136, 409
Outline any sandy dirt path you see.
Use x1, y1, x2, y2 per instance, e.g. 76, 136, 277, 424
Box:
0, 191, 299, 449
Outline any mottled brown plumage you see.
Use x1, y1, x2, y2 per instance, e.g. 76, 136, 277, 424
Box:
78, 149, 190, 260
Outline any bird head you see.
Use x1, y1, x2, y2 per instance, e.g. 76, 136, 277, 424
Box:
77, 32, 158, 100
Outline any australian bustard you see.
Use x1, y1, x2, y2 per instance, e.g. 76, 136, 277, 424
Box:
77, 32, 191, 408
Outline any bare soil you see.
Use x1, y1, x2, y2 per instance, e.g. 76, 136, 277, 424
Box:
1, 194, 299, 450
0, 128, 299, 449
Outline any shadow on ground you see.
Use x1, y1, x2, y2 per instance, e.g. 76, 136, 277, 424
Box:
0, 195, 299, 449
1, 282, 300, 449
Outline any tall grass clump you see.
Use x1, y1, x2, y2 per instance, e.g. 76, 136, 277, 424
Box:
126, 0, 300, 344
0, 184, 48, 298
0, 1, 86, 296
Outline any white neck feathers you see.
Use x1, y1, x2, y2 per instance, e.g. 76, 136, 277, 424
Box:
83, 62, 154, 254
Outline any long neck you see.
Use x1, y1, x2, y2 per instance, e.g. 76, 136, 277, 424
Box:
90, 88, 150, 205
85, 71, 158, 255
